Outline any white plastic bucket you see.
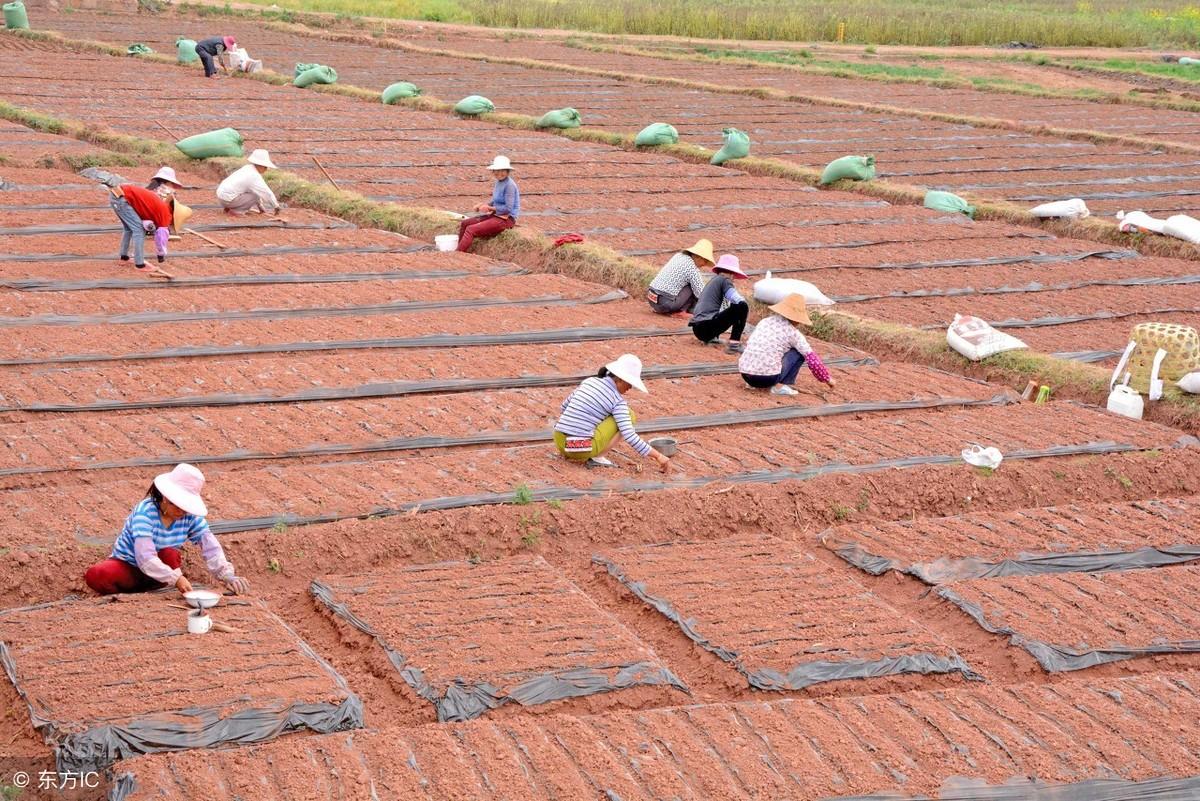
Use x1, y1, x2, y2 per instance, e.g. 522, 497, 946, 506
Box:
434, 234, 458, 252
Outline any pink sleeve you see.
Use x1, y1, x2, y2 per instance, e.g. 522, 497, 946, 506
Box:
200, 529, 235, 581
133, 537, 182, 584
806, 351, 832, 384
154, 226, 169, 257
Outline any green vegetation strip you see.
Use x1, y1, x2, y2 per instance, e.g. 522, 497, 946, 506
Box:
3, 96, 1198, 429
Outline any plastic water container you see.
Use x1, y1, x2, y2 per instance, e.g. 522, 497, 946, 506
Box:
1106, 384, 1144, 420
434, 234, 459, 252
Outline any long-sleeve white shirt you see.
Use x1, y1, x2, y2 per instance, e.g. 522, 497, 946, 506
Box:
216, 164, 279, 211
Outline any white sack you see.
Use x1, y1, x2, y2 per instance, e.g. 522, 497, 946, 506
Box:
1116, 209, 1167, 234
946, 313, 1027, 361
752, 271, 835, 306
1029, 198, 1090, 219
1163, 214, 1200, 244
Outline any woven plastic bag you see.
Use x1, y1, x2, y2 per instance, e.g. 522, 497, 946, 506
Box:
634, 123, 679, 147
454, 95, 494, 115
381, 82, 421, 104
710, 128, 750, 165
127, 43, 154, 55
176, 37, 198, 63
946, 313, 1026, 361
1029, 198, 1089, 219
536, 107, 582, 129
294, 65, 337, 87
924, 190, 975, 218
753, 271, 834, 306
820, 155, 875, 185
175, 127, 244, 159
1163, 214, 1200, 244
1117, 209, 1167, 234
1115, 322, 1200, 394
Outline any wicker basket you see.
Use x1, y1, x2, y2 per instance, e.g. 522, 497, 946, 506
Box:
1125, 323, 1200, 393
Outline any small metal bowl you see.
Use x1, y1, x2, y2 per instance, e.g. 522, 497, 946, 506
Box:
183, 589, 221, 610
648, 437, 678, 457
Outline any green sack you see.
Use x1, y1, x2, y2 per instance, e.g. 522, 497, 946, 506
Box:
294, 62, 319, 77
176, 37, 198, 64
175, 127, 245, 159
820, 154, 876, 185
454, 95, 495, 115
381, 81, 421, 104
710, 127, 750, 165
127, 43, 155, 55
294, 64, 337, 87
3, 1, 29, 30
634, 123, 679, 147
536, 107, 581, 129
924, 189, 975, 218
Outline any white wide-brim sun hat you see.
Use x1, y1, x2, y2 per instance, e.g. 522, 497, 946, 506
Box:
606, 353, 648, 393
247, 148, 277, 170
152, 166, 183, 188
487, 155, 513, 171
154, 463, 208, 517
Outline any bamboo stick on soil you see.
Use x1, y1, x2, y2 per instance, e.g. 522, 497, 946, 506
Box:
184, 227, 229, 249
155, 120, 181, 140
312, 156, 341, 190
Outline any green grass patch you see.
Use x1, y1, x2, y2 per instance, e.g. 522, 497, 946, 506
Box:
1088, 57, 1200, 83
229, 0, 1200, 47
692, 47, 949, 79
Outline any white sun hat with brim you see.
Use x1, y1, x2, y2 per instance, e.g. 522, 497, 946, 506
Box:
151, 166, 183, 188
247, 149, 277, 170
605, 353, 648, 393
487, 155, 513, 171
154, 463, 208, 517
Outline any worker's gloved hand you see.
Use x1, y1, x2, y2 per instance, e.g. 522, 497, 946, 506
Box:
224, 575, 250, 595
142, 220, 155, 232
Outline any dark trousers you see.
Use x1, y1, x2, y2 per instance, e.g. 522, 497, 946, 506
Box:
647, 284, 696, 315
691, 301, 748, 343
741, 348, 805, 388
197, 46, 218, 76
457, 214, 515, 252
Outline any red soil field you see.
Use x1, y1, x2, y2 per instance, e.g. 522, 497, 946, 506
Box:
823, 496, 1200, 583
594, 534, 977, 690
312, 555, 687, 721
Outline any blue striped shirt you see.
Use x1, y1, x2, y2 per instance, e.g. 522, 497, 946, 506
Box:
491, 177, 520, 219
555, 376, 651, 456
111, 497, 211, 565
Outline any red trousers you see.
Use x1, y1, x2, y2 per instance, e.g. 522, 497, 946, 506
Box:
457, 214, 515, 252
84, 547, 182, 595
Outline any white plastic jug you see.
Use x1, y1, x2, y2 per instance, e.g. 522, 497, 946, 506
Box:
1106, 383, 1144, 420
434, 234, 459, 252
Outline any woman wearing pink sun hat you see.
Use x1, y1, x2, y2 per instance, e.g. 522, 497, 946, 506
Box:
84, 464, 249, 597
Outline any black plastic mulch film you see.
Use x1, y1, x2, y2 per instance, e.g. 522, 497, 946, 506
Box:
4, 383, 988, 479
2, 243, 428, 262
921, 306, 1200, 331
0, 598, 363, 775
937, 584, 1200, 673
750, 249, 1136, 277
0, 289, 626, 329
820, 776, 1200, 800
4, 355, 874, 413
210, 440, 1160, 537
591, 553, 981, 691
0, 325, 685, 367
308, 580, 686, 723
0, 265, 523, 293
833, 274, 1200, 304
